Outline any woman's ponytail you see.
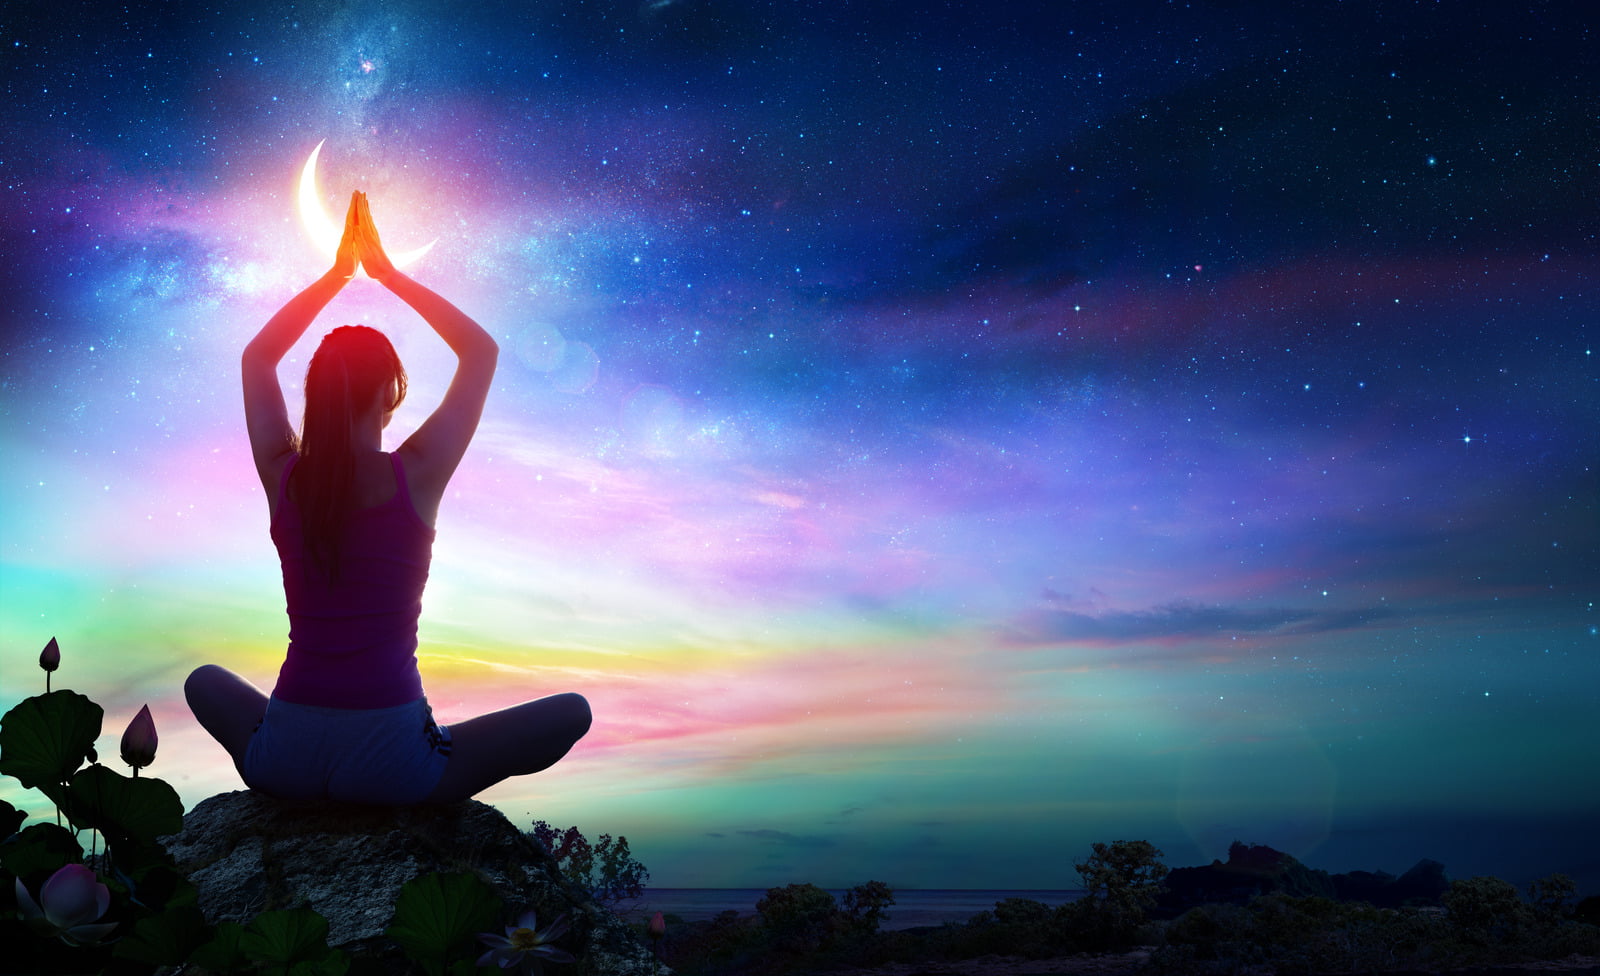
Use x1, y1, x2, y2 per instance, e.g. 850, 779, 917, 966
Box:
293, 325, 407, 581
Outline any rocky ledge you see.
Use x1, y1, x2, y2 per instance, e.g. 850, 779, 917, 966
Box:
160, 790, 662, 974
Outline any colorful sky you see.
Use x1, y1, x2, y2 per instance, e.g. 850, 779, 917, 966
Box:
2, 1, 1596, 892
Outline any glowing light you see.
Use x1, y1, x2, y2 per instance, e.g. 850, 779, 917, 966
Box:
296, 140, 436, 271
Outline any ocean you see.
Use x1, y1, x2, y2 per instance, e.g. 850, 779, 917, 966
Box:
613, 889, 1085, 932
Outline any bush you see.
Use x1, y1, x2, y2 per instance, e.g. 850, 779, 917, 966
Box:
651, 881, 901, 976
1068, 839, 1167, 949
1444, 875, 1533, 944
1163, 901, 1255, 958
1528, 873, 1577, 920
756, 882, 840, 952
1155, 895, 1441, 976
656, 909, 771, 976
842, 879, 895, 934
528, 820, 649, 906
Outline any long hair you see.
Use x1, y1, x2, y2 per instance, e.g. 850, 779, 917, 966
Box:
293, 325, 407, 579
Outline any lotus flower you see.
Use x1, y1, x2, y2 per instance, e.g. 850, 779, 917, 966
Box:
477, 909, 574, 970
40, 636, 60, 691
648, 911, 665, 940
15, 864, 117, 945
121, 704, 158, 774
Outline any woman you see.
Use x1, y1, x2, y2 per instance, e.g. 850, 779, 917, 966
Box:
186, 191, 591, 804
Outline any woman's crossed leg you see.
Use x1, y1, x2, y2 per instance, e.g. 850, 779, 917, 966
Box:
425, 693, 592, 803
184, 664, 271, 778
185, 664, 590, 804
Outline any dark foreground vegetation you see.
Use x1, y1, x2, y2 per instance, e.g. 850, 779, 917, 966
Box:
650, 841, 1600, 975
3, 642, 656, 975
5, 643, 1598, 975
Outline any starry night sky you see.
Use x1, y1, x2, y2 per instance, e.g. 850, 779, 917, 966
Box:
2, 1, 1597, 891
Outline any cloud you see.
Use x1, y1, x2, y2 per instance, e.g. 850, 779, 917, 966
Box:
1011, 600, 1401, 646
736, 829, 836, 848
1041, 588, 1110, 612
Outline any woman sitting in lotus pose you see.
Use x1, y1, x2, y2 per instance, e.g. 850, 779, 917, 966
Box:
186, 191, 590, 804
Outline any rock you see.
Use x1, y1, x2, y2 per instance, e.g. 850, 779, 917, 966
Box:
1156, 842, 1452, 915
1331, 858, 1448, 908
160, 790, 664, 974
1329, 868, 1396, 905
1156, 842, 1336, 915
1389, 858, 1449, 907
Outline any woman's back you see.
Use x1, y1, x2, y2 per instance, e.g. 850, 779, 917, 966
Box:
296, 449, 400, 511
271, 452, 434, 709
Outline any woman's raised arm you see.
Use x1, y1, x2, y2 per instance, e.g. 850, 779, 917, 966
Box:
242, 192, 359, 494
354, 192, 498, 518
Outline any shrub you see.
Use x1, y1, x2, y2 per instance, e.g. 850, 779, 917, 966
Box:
1068, 839, 1167, 949
1444, 875, 1533, 944
1163, 901, 1255, 958
1528, 873, 1577, 920
756, 882, 840, 952
841, 879, 895, 934
528, 820, 650, 906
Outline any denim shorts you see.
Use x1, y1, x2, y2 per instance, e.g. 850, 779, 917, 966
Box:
242, 696, 452, 805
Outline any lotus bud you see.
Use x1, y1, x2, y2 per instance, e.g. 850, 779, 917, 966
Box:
40, 636, 60, 692
648, 911, 665, 940
121, 704, 158, 773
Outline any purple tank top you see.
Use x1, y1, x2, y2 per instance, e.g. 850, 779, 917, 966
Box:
269, 452, 434, 709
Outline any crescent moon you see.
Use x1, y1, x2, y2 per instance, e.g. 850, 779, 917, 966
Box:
297, 140, 436, 270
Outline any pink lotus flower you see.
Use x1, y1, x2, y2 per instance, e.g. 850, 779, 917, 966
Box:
39, 637, 60, 672
648, 911, 665, 940
15, 864, 117, 945
478, 909, 574, 970
121, 704, 158, 773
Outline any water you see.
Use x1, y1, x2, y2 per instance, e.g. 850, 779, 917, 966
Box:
613, 888, 1085, 932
